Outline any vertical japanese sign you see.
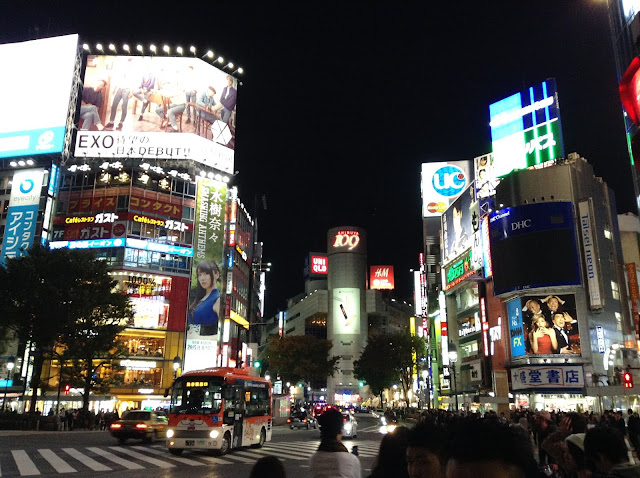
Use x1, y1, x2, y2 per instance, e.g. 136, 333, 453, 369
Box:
183, 177, 227, 373
627, 262, 640, 348
1, 169, 45, 264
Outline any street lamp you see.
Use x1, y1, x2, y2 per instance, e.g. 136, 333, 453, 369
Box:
2, 356, 15, 412
448, 343, 459, 411
172, 356, 181, 379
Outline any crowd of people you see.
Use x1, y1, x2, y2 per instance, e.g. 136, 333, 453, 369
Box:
53, 408, 120, 431
251, 407, 640, 478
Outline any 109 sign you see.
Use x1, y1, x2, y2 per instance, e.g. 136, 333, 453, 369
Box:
333, 231, 360, 251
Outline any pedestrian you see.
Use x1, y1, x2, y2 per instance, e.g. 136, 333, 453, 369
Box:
628, 409, 640, 451
406, 420, 447, 478
584, 426, 640, 477
249, 455, 286, 478
58, 408, 66, 431
368, 426, 410, 478
309, 408, 361, 478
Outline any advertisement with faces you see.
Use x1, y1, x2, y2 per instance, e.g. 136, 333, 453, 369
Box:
441, 185, 479, 265
333, 288, 360, 335
76, 55, 237, 173
520, 294, 580, 356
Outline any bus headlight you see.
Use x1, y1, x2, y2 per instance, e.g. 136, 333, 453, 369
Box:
166, 429, 174, 438
209, 430, 219, 439
344, 423, 352, 432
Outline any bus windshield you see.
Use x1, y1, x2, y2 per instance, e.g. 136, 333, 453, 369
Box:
171, 377, 223, 415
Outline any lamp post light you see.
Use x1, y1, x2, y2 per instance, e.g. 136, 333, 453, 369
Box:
448, 343, 458, 411
172, 356, 181, 379
2, 356, 15, 412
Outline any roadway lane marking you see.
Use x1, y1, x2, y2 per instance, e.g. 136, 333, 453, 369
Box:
11, 450, 40, 476
199, 456, 234, 465
235, 449, 306, 461
260, 446, 317, 459
86, 447, 145, 470
61, 448, 111, 471
38, 449, 76, 473
131, 446, 204, 466
108, 447, 175, 468
215, 453, 255, 464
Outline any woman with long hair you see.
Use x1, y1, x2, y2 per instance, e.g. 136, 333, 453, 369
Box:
188, 261, 220, 336
529, 314, 557, 354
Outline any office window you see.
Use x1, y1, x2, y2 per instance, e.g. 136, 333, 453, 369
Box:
611, 281, 620, 300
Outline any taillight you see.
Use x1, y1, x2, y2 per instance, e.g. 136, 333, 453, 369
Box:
110, 423, 122, 429
135, 423, 148, 429
287, 419, 291, 423
303, 419, 307, 423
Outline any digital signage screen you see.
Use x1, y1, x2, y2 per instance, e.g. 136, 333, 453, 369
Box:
489, 202, 580, 295
441, 185, 479, 265
489, 79, 564, 178
421, 161, 472, 217
75, 55, 238, 174
0, 35, 78, 159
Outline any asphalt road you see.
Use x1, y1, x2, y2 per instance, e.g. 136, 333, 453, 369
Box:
0, 414, 385, 478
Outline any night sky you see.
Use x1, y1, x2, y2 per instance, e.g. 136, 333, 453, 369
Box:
1, 1, 634, 317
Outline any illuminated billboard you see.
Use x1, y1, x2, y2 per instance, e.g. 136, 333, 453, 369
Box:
441, 185, 479, 265
474, 153, 498, 199
517, 294, 580, 356
489, 202, 580, 295
489, 79, 564, 177
0, 35, 78, 158
75, 55, 238, 174
332, 288, 360, 334
328, 227, 366, 255
304, 253, 328, 279
183, 177, 227, 372
620, 57, 640, 125
1, 169, 45, 264
370, 266, 395, 290
421, 161, 472, 217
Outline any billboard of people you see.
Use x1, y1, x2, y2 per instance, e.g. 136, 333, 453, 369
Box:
183, 178, 227, 372
520, 294, 580, 356
76, 55, 238, 174
441, 185, 478, 264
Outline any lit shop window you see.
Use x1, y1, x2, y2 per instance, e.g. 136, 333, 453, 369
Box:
615, 312, 622, 331
113, 273, 172, 329
611, 281, 620, 301
604, 228, 612, 240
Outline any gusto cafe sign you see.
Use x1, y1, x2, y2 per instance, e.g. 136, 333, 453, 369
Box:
332, 230, 360, 251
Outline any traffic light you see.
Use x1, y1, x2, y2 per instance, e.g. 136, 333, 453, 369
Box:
64, 384, 70, 395
253, 360, 261, 369
624, 371, 634, 389
358, 381, 365, 387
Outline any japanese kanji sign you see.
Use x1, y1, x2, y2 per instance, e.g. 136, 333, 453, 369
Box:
511, 365, 584, 390
1, 168, 45, 264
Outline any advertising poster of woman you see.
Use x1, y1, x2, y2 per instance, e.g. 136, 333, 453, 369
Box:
521, 294, 579, 355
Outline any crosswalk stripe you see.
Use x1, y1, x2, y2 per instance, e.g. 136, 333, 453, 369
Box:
11, 450, 40, 476
261, 445, 317, 458
218, 452, 256, 464
108, 447, 175, 468
131, 446, 204, 466
86, 447, 145, 470
245, 448, 307, 461
61, 448, 112, 471
199, 456, 234, 465
38, 450, 76, 473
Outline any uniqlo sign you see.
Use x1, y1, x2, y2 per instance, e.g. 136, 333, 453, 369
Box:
370, 266, 395, 290
310, 255, 328, 275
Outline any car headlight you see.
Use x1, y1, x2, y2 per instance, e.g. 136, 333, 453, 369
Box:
209, 430, 219, 439
344, 423, 352, 431
381, 417, 387, 425
166, 429, 174, 438
387, 424, 397, 433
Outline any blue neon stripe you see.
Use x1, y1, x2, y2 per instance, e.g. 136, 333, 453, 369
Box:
529, 87, 537, 126
542, 81, 550, 122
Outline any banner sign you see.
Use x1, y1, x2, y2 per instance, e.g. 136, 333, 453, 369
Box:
370, 266, 395, 290
627, 262, 640, 346
507, 298, 526, 358
1, 168, 45, 264
578, 200, 603, 308
75, 131, 234, 174
184, 178, 227, 372
66, 192, 183, 218
510, 365, 584, 390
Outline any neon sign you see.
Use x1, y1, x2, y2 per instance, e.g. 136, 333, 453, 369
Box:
333, 230, 360, 251
311, 255, 328, 274
444, 249, 475, 290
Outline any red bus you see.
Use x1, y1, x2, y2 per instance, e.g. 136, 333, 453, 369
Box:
165, 367, 272, 455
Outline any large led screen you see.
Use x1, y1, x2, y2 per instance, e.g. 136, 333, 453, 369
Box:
75, 55, 238, 174
421, 161, 472, 217
518, 294, 580, 356
489, 79, 565, 178
332, 288, 360, 335
0, 35, 78, 158
489, 202, 580, 295
441, 185, 479, 265
183, 177, 227, 372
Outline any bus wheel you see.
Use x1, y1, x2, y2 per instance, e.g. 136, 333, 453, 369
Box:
169, 449, 183, 456
217, 432, 231, 455
252, 428, 266, 448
